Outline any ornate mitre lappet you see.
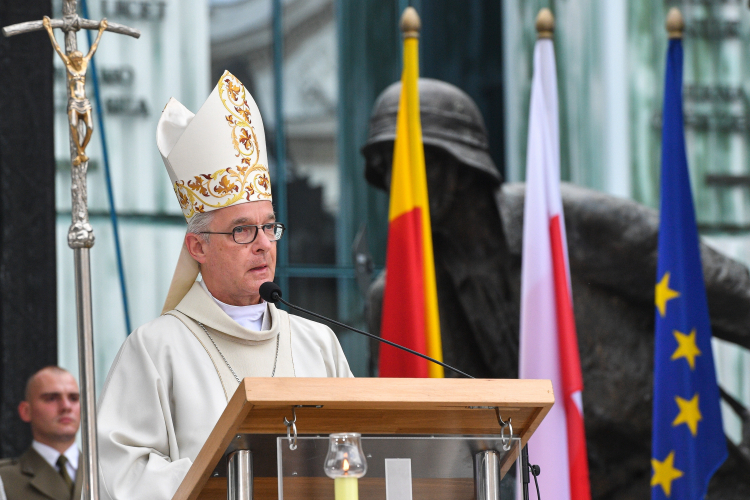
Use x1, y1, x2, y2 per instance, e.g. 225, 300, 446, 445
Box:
156, 70, 272, 313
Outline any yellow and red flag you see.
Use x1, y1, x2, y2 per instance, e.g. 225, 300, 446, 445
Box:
379, 8, 443, 378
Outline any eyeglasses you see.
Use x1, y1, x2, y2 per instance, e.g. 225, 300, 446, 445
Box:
199, 222, 286, 244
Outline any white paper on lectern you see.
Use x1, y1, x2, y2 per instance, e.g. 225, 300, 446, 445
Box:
385, 458, 413, 500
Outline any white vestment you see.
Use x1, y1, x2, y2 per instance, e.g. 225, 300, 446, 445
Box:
97, 282, 352, 500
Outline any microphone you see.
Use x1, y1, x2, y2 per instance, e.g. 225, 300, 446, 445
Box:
259, 281, 474, 379
260, 281, 283, 303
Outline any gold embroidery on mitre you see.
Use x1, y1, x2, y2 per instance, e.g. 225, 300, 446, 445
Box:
174, 73, 272, 220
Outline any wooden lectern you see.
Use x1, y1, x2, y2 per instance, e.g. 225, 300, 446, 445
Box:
172, 378, 553, 500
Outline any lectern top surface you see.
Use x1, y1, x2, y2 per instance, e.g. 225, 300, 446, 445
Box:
242, 377, 553, 409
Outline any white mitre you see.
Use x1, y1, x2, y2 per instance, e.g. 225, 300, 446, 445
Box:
156, 70, 272, 313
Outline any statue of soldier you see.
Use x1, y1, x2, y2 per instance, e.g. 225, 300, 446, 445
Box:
362, 78, 750, 499
362, 78, 519, 380
43, 16, 107, 166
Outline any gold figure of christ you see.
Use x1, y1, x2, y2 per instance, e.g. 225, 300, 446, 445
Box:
43, 16, 107, 166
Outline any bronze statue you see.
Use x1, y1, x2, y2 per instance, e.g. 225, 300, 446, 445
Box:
43, 16, 107, 166
362, 78, 750, 499
363, 79, 519, 379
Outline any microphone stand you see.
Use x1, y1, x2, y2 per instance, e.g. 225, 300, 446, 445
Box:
521, 444, 541, 500
522, 445, 530, 500
270, 293, 474, 379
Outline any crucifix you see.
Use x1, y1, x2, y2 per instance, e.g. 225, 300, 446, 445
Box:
3, 3, 139, 499
44, 15, 107, 167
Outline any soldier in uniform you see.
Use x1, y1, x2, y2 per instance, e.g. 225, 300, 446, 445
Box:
0, 367, 82, 500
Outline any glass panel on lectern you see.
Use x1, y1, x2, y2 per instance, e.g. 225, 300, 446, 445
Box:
277, 436, 520, 500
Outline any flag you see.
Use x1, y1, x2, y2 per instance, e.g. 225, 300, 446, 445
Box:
379, 8, 443, 378
518, 28, 591, 500
651, 35, 726, 500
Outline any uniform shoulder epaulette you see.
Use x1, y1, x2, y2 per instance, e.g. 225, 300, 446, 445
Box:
0, 457, 18, 468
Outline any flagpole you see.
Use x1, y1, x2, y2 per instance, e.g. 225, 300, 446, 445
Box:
518, 8, 591, 500
400, 7, 444, 378
650, 8, 727, 499
379, 7, 444, 378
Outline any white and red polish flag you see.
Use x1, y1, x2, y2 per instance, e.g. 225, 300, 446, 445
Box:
518, 34, 591, 500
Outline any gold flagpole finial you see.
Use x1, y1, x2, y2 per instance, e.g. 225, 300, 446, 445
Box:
536, 8, 554, 39
666, 8, 684, 39
400, 6, 421, 39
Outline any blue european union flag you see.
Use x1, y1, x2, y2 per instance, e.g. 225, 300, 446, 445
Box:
651, 37, 727, 500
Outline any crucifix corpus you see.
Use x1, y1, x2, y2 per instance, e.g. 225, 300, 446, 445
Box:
44, 15, 107, 167
3, 2, 139, 499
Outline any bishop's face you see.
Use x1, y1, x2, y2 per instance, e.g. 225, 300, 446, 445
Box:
196, 200, 277, 306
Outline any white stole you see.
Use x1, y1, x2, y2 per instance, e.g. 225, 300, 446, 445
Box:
165, 282, 295, 400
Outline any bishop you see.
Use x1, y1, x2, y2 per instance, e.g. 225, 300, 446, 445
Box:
96, 71, 352, 500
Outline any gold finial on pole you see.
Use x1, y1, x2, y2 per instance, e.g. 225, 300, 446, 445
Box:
400, 6, 421, 39
666, 7, 684, 39
536, 8, 554, 39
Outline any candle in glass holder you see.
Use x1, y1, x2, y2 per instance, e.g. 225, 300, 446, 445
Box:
324, 434, 367, 500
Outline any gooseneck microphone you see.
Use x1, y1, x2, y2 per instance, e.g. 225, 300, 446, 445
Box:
259, 281, 474, 379
260, 283, 542, 498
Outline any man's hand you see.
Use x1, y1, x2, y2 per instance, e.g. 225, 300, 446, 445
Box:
100, 18, 108, 30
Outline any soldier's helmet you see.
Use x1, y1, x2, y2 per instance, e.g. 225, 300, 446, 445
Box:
362, 78, 500, 190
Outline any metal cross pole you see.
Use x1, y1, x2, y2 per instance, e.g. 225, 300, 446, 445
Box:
3, 3, 139, 500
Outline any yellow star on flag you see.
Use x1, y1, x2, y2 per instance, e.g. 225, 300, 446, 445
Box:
671, 329, 702, 370
672, 393, 702, 436
651, 451, 684, 497
655, 272, 680, 317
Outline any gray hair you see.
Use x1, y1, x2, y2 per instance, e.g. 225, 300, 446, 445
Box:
186, 210, 216, 242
